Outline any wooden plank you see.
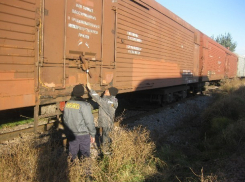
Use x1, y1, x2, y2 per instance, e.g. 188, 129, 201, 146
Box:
0, 47, 35, 57
119, 0, 194, 36
0, 3, 36, 19
117, 8, 193, 39
116, 40, 194, 61
0, 0, 36, 12
0, 93, 35, 110
0, 64, 35, 71
0, 38, 35, 48
0, 12, 36, 27
19, 0, 37, 5
116, 72, 180, 78
0, 79, 35, 96
0, 56, 35, 64
116, 52, 194, 69
0, 21, 35, 35
116, 28, 194, 54
0, 30, 35, 42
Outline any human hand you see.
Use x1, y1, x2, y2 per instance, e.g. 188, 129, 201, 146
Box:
90, 137, 95, 143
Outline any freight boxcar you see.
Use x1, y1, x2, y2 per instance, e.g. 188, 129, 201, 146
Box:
225, 53, 238, 78
0, 0, 238, 125
0, 0, 200, 112
199, 32, 238, 82
237, 55, 245, 77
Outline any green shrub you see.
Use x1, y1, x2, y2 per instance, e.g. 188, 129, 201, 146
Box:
210, 117, 232, 134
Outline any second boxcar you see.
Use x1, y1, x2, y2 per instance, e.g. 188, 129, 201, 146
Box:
199, 31, 237, 82
237, 55, 245, 77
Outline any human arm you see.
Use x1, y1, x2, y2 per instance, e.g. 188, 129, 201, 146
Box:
87, 83, 117, 121
87, 83, 111, 113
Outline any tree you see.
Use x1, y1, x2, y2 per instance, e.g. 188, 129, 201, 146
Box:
211, 33, 237, 52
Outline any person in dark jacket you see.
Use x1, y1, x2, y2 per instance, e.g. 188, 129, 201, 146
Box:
86, 83, 118, 154
63, 84, 96, 160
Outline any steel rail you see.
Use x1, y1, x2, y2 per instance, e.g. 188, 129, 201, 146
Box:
0, 94, 202, 143
0, 122, 55, 143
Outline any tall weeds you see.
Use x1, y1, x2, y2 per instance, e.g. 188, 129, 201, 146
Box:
201, 78, 245, 153
0, 126, 163, 182
220, 77, 245, 93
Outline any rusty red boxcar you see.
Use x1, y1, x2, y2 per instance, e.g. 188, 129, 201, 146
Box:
0, 0, 238, 125
199, 31, 237, 82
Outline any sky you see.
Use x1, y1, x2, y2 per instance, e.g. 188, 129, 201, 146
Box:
155, 0, 245, 57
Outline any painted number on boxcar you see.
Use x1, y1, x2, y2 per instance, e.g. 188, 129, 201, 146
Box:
127, 31, 142, 43
127, 31, 142, 55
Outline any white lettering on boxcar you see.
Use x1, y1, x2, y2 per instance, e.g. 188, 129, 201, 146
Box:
181, 70, 193, 75
78, 33, 89, 39
128, 50, 140, 55
85, 42, 89, 48
76, 3, 83, 9
127, 36, 142, 43
83, 6, 93, 13
68, 23, 98, 34
78, 41, 83, 46
126, 45, 142, 51
71, 17, 100, 29
127, 31, 138, 38
72, 9, 96, 20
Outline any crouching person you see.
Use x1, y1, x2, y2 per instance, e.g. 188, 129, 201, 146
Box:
63, 84, 96, 160
86, 83, 118, 155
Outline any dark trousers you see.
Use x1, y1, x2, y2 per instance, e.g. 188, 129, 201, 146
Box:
102, 127, 112, 152
69, 134, 90, 160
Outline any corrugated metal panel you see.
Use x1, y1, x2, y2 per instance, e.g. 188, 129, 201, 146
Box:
207, 41, 226, 80
237, 56, 245, 77
200, 34, 226, 81
115, 0, 197, 90
226, 54, 237, 78
199, 33, 238, 81
0, 0, 37, 110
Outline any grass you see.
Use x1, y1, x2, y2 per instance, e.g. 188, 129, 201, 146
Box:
0, 107, 34, 129
153, 78, 245, 181
201, 79, 245, 153
219, 77, 245, 93
0, 126, 165, 182
0, 118, 34, 129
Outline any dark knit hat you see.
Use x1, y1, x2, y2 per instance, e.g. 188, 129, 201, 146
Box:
108, 87, 118, 96
72, 84, 84, 97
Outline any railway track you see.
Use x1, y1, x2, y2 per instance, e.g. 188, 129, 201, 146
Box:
0, 122, 55, 143
0, 93, 203, 143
